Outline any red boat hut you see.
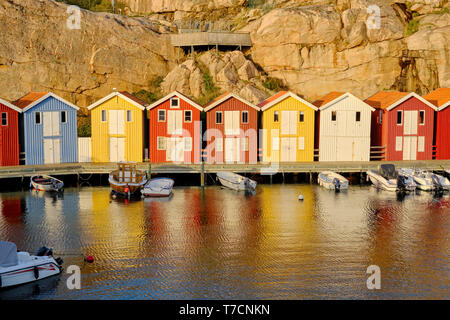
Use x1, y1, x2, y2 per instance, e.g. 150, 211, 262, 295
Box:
147, 91, 203, 163
204, 92, 260, 164
423, 88, 450, 160
365, 91, 438, 161
0, 97, 21, 166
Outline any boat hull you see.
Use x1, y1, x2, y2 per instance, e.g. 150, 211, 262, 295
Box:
30, 176, 64, 192
367, 171, 397, 192
141, 178, 174, 198
217, 172, 257, 191
318, 171, 349, 190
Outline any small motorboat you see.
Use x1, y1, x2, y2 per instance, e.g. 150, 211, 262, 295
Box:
216, 172, 257, 191
318, 171, 349, 191
0, 241, 63, 289
30, 175, 64, 192
431, 173, 450, 192
141, 178, 174, 197
109, 162, 147, 197
399, 168, 434, 191
367, 164, 416, 192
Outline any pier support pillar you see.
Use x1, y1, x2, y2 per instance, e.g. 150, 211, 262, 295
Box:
309, 172, 312, 184
200, 162, 205, 188
148, 163, 152, 180
270, 174, 273, 184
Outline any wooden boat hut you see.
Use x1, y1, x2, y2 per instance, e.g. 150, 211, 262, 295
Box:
423, 88, 450, 160
313, 92, 374, 162
0, 98, 21, 166
12, 92, 79, 165
204, 92, 259, 163
365, 91, 437, 161
259, 91, 317, 162
88, 91, 147, 163
147, 91, 203, 163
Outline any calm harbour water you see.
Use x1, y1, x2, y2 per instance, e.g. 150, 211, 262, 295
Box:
0, 185, 448, 300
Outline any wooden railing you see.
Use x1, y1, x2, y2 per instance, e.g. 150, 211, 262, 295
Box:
370, 146, 386, 161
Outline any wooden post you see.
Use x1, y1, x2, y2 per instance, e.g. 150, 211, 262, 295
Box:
200, 162, 205, 188
148, 163, 152, 180
270, 174, 273, 184
309, 171, 312, 184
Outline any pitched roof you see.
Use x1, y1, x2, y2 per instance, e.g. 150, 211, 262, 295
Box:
0, 97, 23, 113
12, 92, 79, 112
12, 92, 48, 110
203, 92, 260, 112
147, 91, 203, 111
312, 92, 346, 108
257, 91, 288, 108
87, 91, 147, 110
364, 91, 409, 110
423, 88, 450, 111
257, 91, 317, 111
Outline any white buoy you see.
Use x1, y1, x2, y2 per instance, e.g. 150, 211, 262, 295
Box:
298, 194, 304, 201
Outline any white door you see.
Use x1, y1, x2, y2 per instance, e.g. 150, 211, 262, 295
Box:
43, 138, 60, 164
403, 136, 417, 160
281, 111, 297, 135
404, 111, 418, 135
166, 137, 184, 162
280, 137, 296, 162
110, 137, 125, 162
336, 111, 350, 137
336, 137, 354, 161
225, 137, 240, 163
43, 112, 60, 137
225, 111, 240, 135
109, 110, 125, 135
167, 110, 182, 135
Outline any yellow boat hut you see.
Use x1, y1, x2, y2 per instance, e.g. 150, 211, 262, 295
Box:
88, 91, 147, 163
259, 91, 318, 162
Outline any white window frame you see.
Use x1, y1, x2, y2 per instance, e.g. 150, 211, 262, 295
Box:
101, 110, 107, 122
158, 110, 166, 122
272, 137, 279, 151
419, 110, 425, 125
216, 111, 223, 124
184, 137, 193, 151
356, 111, 361, 122
61, 111, 67, 124
157, 136, 166, 150
35, 112, 42, 125
331, 111, 337, 122
184, 110, 192, 123
242, 111, 249, 124
241, 137, 249, 151
418, 136, 425, 152
299, 111, 304, 123
170, 97, 180, 108
395, 136, 403, 151
298, 137, 305, 150
215, 137, 223, 152
126, 110, 132, 122
1, 112, 7, 126
274, 111, 279, 122
397, 110, 403, 125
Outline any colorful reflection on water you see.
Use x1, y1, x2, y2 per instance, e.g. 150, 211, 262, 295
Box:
0, 185, 448, 299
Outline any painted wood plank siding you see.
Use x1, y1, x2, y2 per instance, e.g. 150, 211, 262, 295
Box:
261, 96, 315, 162
0, 103, 19, 166
318, 95, 373, 161
436, 107, 450, 159
23, 96, 78, 165
91, 95, 144, 163
78, 137, 91, 162
206, 97, 258, 163
148, 97, 201, 163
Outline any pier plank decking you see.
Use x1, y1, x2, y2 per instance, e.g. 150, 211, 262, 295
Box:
0, 160, 449, 179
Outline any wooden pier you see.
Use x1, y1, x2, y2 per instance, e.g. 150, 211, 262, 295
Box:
0, 160, 449, 179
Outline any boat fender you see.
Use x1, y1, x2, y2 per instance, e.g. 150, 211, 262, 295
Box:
298, 194, 304, 201
34, 266, 39, 279
84, 255, 94, 263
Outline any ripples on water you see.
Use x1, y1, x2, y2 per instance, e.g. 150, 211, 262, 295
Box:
0, 185, 448, 300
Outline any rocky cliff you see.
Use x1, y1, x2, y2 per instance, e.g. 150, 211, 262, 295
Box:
0, 0, 448, 108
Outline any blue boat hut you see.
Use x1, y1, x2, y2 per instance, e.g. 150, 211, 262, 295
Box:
12, 92, 79, 165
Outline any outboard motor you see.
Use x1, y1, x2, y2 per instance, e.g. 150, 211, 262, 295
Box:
333, 178, 341, 191
36, 246, 53, 257
397, 175, 407, 192
431, 174, 443, 192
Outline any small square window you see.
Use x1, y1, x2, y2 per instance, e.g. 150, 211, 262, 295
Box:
356, 111, 361, 122
274, 111, 279, 122
101, 110, 107, 122
35, 112, 41, 124
184, 110, 192, 122
127, 110, 132, 122
242, 111, 248, 124
170, 98, 179, 108
419, 110, 425, 125
61, 111, 67, 123
397, 111, 402, 125
1, 112, 7, 126
299, 111, 304, 122
331, 111, 337, 121
157, 137, 166, 150
216, 111, 223, 124
158, 110, 166, 122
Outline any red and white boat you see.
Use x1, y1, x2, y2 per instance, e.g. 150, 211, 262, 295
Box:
0, 241, 63, 288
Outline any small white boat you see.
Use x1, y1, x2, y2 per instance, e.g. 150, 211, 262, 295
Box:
399, 168, 434, 191
30, 175, 64, 192
431, 173, 450, 191
367, 164, 416, 192
0, 241, 63, 289
318, 171, 349, 191
216, 172, 257, 191
141, 178, 174, 197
